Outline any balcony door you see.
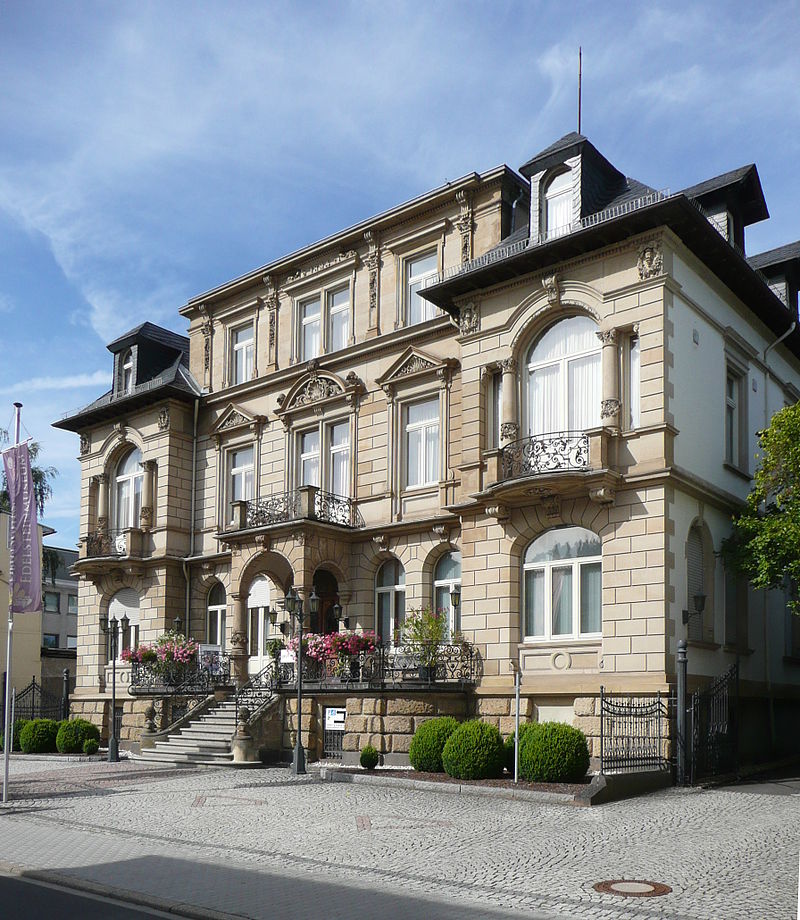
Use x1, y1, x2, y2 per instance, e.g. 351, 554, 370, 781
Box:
526, 315, 601, 438
248, 576, 273, 676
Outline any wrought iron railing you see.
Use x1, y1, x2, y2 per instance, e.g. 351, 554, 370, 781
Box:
129, 655, 232, 696
235, 660, 279, 725
501, 431, 590, 480
689, 660, 738, 784
82, 529, 129, 558
275, 642, 481, 691
600, 688, 672, 774
14, 677, 67, 722
243, 488, 364, 529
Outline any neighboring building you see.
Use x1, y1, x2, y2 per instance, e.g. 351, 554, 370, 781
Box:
40, 547, 79, 702
55, 133, 800, 759
0, 511, 51, 702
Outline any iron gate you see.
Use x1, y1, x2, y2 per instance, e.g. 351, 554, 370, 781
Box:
689, 661, 738, 784
13, 678, 66, 721
323, 707, 346, 760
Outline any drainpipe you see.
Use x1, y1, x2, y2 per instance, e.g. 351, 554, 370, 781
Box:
182, 398, 200, 637
761, 320, 795, 752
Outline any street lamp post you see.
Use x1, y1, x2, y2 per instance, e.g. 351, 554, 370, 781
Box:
284, 587, 319, 775
449, 584, 461, 637
100, 612, 129, 763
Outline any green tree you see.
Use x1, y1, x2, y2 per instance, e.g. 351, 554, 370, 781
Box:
0, 431, 59, 582
723, 403, 800, 609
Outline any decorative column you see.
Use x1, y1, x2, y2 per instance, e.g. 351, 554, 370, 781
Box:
499, 357, 519, 446
365, 230, 380, 337
229, 591, 249, 687
199, 305, 213, 393
93, 474, 109, 533
139, 460, 156, 530
597, 329, 620, 427
263, 274, 280, 371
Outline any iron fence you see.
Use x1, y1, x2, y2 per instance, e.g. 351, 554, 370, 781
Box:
13, 677, 67, 721
599, 687, 672, 774
689, 660, 738, 784
244, 489, 364, 529
83, 529, 129, 558
129, 655, 232, 696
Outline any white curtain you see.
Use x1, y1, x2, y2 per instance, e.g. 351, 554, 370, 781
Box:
529, 364, 560, 435
524, 570, 545, 637
551, 566, 573, 635
580, 562, 602, 634
568, 352, 601, 430
629, 336, 641, 428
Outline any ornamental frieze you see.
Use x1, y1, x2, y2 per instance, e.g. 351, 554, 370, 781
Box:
286, 250, 358, 284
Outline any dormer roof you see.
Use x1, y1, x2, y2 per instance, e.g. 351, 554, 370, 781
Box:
679, 164, 768, 227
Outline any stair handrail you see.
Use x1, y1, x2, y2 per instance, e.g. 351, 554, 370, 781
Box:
234, 659, 279, 726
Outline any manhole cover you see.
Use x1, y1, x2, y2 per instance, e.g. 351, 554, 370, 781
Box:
594, 879, 672, 898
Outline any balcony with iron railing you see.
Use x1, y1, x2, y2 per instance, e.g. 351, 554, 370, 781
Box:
229, 484, 365, 533
79, 527, 145, 561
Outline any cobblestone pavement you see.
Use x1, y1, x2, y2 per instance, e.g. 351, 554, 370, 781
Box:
0, 759, 797, 919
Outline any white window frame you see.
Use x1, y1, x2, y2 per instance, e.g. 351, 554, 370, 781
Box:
121, 349, 134, 393
403, 396, 440, 490
542, 170, 572, 238
207, 585, 227, 651
487, 370, 503, 450
295, 281, 352, 362
525, 318, 601, 437
624, 332, 641, 430
433, 551, 462, 640
295, 418, 351, 496
114, 449, 144, 531
230, 322, 254, 386
403, 248, 439, 326
67, 594, 78, 615
227, 445, 254, 521
522, 534, 602, 643
725, 368, 742, 467
66, 635, 78, 649
375, 559, 406, 644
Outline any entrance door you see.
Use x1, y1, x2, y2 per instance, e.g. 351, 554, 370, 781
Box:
312, 568, 340, 634
248, 577, 273, 675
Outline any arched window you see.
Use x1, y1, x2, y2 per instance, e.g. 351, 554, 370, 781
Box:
522, 526, 601, 641
121, 350, 134, 393
526, 315, 601, 436
375, 559, 405, 643
114, 448, 143, 530
543, 170, 572, 237
433, 551, 462, 639
207, 582, 227, 650
109, 588, 139, 660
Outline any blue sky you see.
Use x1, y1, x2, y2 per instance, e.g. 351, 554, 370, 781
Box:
1, 0, 799, 549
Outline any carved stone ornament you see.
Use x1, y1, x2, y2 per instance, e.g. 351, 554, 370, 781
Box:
485, 504, 509, 521
541, 494, 561, 520
292, 375, 343, 407
396, 354, 436, 377
364, 230, 380, 325
589, 486, 615, 504
219, 410, 249, 431
637, 241, 663, 280
254, 533, 270, 550
543, 274, 560, 306
199, 305, 213, 371
600, 397, 621, 419
294, 532, 307, 546
372, 533, 388, 551
455, 189, 473, 263
286, 250, 358, 284
230, 630, 248, 650
431, 524, 449, 541
139, 506, 153, 529
458, 301, 480, 336
499, 357, 517, 374
157, 407, 170, 431
79, 434, 90, 456
500, 421, 519, 442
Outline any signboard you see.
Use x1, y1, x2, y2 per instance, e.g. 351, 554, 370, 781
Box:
324, 707, 346, 731
199, 644, 224, 676
280, 649, 296, 664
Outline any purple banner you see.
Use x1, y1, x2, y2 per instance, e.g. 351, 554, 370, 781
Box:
2, 442, 41, 614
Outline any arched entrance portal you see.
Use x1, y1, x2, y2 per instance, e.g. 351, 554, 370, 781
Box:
313, 568, 340, 634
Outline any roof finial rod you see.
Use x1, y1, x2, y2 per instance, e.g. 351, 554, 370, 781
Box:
577, 46, 582, 135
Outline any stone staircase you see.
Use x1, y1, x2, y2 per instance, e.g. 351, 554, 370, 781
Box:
134, 698, 238, 766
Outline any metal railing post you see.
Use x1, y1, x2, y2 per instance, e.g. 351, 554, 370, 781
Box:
599, 686, 604, 775
61, 668, 70, 721
677, 639, 688, 785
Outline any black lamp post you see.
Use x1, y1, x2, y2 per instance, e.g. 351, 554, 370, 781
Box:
450, 584, 461, 638
285, 587, 319, 774
173, 615, 183, 634
100, 612, 128, 763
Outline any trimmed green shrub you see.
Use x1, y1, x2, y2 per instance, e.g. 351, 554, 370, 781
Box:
56, 719, 100, 754
408, 716, 459, 773
360, 745, 380, 770
518, 721, 590, 783
442, 720, 505, 780
503, 721, 538, 773
19, 719, 60, 754
0, 719, 30, 752
82, 738, 99, 756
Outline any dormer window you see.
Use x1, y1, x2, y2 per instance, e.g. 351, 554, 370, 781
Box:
121, 350, 133, 393
543, 170, 572, 237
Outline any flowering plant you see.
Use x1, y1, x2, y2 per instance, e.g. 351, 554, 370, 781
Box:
122, 631, 198, 681
285, 630, 378, 661
400, 607, 447, 666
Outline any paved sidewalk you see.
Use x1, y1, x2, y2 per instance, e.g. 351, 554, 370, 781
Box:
0, 759, 796, 919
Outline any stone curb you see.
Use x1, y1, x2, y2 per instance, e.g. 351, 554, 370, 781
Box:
0, 860, 244, 920
318, 766, 580, 806
6, 753, 107, 763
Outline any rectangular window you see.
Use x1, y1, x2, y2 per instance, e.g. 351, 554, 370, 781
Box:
404, 397, 440, 488
44, 591, 59, 613
228, 446, 254, 517
327, 287, 350, 353
66, 635, 78, 649
405, 250, 439, 326
298, 429, 320, 487
328, 422, 350, 496
67, 595, 78, 615
231, 324, 254, 385
551, 566, 573, 636
42, 634, 58, 649
628, 335, 641, 429
524, 569, 545, 637
487, 371, 503, 449
725, 371, 739, 465
580, 563, 602, 634
300, 297, 321, 361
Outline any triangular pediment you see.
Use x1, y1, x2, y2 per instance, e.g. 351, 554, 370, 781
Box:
377, 347, 457, 392
211, 403, 258, 436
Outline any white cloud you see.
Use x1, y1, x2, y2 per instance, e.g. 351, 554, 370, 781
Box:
0, 293, 13, 314
0, 370, 111, 397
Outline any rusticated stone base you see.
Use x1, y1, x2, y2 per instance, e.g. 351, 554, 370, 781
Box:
69, 694, 153, 748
